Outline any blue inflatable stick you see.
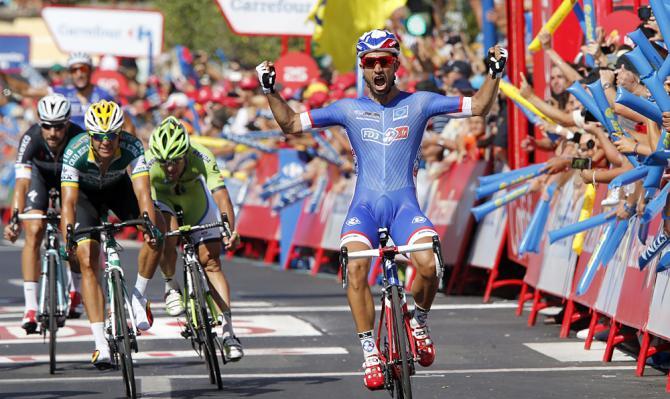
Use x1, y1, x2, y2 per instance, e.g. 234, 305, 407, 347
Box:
582, 0, 597, 67
576, 221, 614, 296
656, 251, 670, 273
519, 183, 557, 255
548, 210, 616, 244
639, 231, 670, 270
567, 82, 606, 125
478, 163, 546, 186
471, 184, 530, 222
628, 29, 664, 70
598, 219, 630, 270
476, 168, 546, 200
642, 183, 670, 223
615, 87, 663, 125
608, 166, 648, 189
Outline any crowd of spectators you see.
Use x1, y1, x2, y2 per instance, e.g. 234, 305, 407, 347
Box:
0, 3, 505, 211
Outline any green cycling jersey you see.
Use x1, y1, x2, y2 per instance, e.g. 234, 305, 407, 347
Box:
61, 132, 148, 191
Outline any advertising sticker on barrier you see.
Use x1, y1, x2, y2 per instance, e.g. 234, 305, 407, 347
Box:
236, 153, 280, 241
647, 264, 670, 341
0, 35, 30, 73
42, 6, 164, 57
278, 149, 307, 265
535, 178, 584, 298
468, 189, 507, 270
320, 178, 356, 251
506, 194, 535, 266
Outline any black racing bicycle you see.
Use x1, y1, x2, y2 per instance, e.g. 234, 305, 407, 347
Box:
165, 210, 233, 390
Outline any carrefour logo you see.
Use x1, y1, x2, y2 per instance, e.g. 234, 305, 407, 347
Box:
361, 126, 409, 146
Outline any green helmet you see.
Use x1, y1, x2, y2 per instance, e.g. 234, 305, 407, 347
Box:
149, 116, 190, 160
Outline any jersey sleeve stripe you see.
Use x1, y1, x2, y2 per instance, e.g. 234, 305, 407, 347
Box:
130, 171, 150, 179
449, 97, 473, 118
61, 182, 79, 188
14, 164, 32, 180
300, 112, 313, 130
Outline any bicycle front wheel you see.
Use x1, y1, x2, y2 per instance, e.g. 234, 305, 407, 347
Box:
191, 264, 222, 389
48, 253, 57, 375
112, 270, 137, 399
391, 285, 412, 399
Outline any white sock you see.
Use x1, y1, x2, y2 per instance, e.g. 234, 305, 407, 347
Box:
90, 322, 108, 352
134, 275, 150, 297
24, 281, 38, 311
221, 311, 234, 339
163, 275, 180, 292
413, 305, 429, 326
358, 330, 379, 359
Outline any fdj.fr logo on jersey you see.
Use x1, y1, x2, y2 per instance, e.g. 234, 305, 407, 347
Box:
361, 126, 409, 146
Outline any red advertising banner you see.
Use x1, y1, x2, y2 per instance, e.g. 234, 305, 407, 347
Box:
236, 153, 280, 241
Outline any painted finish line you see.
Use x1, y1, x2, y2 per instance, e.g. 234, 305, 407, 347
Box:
0, 365, 639, 384
0, 347, 348, 364
0, 315, 320, 344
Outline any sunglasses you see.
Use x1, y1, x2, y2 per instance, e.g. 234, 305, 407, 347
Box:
88, 131, 119, 142
41, 122, 66, 130
361, 55, 396, 69
579, 139, 596, 152
156, 157, 185, 167
69, 65, 91, 74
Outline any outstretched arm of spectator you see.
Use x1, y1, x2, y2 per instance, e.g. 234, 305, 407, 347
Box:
539, 31, 583, 84
256, 61, 303, 135
519, 73, 575, 127
585, 122, 624, 166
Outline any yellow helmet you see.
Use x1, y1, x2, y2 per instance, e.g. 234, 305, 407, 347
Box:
85, 100, 124, 133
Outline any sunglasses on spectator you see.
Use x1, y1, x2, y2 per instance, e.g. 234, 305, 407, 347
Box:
361, 55, 396, 69
156, 157, 185, 167
88, 131, 119, 142
579, 139, 596, 152
41, 122, 66, 130
69, 65, 91, 74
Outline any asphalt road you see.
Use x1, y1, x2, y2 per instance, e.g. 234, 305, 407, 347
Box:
0, 241, 667, 399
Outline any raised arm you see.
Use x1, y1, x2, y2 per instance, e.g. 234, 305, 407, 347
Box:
256, 61, 303, 135
471, 46, 507, 116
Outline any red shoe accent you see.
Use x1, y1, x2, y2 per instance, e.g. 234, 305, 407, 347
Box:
68, 291, 83, 319
411, 320, 435, 367
363, 356, 385, 390
22, 309, 37, 334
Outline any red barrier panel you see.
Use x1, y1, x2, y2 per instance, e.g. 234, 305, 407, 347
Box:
424, 159, 487, 293
236, 153, 280, 263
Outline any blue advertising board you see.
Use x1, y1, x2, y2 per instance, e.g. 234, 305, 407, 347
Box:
0, 35, 30, 72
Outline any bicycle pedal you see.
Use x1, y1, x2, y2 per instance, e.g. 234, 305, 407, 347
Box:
180, 330, 191, 339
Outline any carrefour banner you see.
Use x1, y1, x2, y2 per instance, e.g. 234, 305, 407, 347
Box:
41, 6, 164, 57
0, 35, 30, 73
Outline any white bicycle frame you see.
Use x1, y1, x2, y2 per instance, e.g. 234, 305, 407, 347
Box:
101, 233, 139, 339
19, 213, 70, 322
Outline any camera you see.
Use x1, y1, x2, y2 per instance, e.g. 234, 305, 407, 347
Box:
571, 157, 592, 170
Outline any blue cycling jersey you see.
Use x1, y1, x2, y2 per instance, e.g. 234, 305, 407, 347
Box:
300, 90, 472, 247
53, 85, 114, 129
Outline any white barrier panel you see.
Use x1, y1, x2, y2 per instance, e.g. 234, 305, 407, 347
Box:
647, 263, 670, 340
594, 217, 644, 317
215, 0, 316, 36
468, 190, 508, 270
536, 178, 583, 298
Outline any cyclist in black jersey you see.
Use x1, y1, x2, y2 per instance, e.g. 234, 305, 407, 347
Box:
3, 94, 84, 334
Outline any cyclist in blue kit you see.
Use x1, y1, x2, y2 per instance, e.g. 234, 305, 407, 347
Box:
258, 29, 507, 390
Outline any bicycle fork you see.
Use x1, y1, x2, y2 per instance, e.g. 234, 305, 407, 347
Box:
38, 249, 69, 322
184, 254, 221, 329
105, 245, 139, 340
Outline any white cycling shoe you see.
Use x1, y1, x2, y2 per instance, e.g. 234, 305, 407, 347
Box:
222, 335, 244, 362
164, 289, 185, 317
131, 289, 153, 331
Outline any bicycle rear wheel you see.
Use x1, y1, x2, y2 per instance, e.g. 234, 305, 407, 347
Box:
391, 285, 412, 399
48, 253, 57, 375
113, 270, 137, 399
191, 264, 222, 389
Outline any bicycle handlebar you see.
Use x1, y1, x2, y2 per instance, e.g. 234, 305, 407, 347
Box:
165, 221, 224, 237
346, 242, 434, 260
18, 213, 61, 221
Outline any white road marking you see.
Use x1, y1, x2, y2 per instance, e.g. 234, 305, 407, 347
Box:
524, 341, 636, 362
141, 376, 172, 399
0, 347, 348, 364
0, 315, 321, 344
8, 279, 22, 287
0, 365, 639, 384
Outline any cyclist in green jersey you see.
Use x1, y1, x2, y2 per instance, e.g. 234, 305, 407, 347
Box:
60, 100, 165, 369
148, 116, 244, 361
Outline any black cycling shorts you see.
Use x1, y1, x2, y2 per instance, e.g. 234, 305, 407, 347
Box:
23, 168, 60, 213
74, 175, 140, 242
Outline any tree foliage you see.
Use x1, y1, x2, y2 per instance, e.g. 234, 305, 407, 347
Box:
153, 0, 304, 67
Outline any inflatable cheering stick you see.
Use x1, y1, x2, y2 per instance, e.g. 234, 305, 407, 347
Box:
639, 231, 670, 270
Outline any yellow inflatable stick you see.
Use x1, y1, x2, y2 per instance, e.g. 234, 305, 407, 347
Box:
572, 183, 596, 255
190, 135, 249, 152
499, 80, 555, 124
528, 0, 578, 52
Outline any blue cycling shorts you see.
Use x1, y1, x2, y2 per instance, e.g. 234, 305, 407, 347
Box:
339, 186, 437, 249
